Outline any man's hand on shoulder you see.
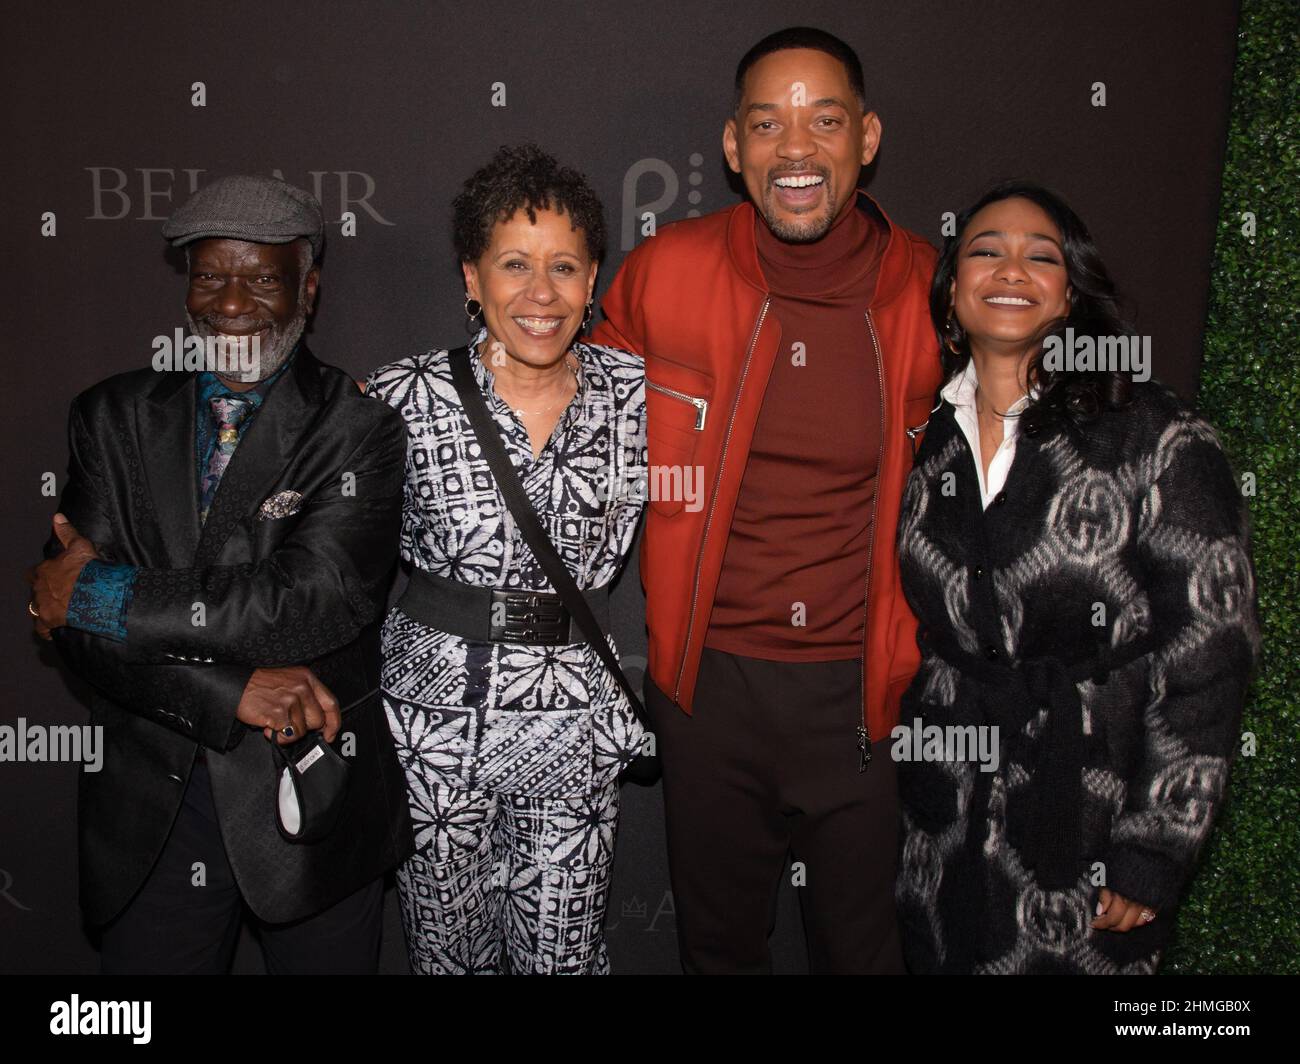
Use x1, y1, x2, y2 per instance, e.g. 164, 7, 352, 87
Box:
236, 666, 342, 744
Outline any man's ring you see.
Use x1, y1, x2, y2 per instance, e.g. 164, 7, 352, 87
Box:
1139, 909, 1156, 923
281, 725, 295, 738
27, 601, 39, 618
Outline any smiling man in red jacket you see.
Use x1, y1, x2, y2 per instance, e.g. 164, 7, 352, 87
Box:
592, 26, 942, 973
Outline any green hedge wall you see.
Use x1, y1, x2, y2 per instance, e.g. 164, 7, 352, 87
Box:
1163, 0, 1299, 974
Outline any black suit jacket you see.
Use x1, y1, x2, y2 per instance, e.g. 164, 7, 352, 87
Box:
46, 346, 415, 926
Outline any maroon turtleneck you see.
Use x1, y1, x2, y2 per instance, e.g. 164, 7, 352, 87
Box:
704, 198, 889, 661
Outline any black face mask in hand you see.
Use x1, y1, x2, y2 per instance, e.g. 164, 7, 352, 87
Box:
271, 731, 350, 844
266, 685, 378, 844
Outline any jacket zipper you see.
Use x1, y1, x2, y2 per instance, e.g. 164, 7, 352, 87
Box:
645, 379, 708, 431
857, 310, 887, 771
673, 297, 771, 702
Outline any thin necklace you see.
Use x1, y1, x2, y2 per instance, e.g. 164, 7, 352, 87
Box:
485, 349, 580, 417
975, 389, 1009, 421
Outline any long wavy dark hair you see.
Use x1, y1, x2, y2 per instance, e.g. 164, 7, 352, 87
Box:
932, 181, 1134, 435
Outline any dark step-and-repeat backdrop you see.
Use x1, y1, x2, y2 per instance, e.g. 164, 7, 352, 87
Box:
4, 1, 1237, 973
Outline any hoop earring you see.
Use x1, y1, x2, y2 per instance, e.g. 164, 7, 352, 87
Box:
464, 295, 482, 320
582, 301, 593, 329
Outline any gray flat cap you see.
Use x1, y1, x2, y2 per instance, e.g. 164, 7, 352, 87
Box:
162, 174, 324, 257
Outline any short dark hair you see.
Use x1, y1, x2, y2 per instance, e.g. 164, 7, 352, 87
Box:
931, 180, 1134, 434
733, 27, 866, 114
451, 143, 607, 264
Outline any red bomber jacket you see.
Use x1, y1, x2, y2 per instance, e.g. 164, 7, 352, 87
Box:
592, 190, 942, 750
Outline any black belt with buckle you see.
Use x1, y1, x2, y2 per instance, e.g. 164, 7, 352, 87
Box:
395, 568, 610, 646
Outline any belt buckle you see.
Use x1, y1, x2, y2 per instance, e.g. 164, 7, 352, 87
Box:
489, 589, 568, 645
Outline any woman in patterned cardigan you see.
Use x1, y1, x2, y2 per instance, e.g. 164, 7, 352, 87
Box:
893, 182, 1259, 974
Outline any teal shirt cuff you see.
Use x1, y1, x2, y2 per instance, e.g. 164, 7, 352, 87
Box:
66, 560, 137, 642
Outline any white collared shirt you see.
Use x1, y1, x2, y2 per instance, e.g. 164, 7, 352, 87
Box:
940, 360, 1035, 509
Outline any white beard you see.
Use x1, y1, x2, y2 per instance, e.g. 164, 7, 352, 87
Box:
186, 299, 308, 384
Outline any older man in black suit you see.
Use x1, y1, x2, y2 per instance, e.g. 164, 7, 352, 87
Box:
25, 175, 413, 974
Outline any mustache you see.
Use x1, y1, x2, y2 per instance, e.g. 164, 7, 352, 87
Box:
768, 164, 829, 177
192, 315, 276, 332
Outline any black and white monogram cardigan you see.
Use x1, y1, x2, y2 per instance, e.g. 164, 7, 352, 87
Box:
893, 379, 1259, 974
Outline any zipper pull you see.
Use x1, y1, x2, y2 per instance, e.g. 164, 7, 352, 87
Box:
856, 723, 871, 772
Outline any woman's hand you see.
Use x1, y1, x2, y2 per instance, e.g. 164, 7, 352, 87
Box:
1092, 887, 1157, 932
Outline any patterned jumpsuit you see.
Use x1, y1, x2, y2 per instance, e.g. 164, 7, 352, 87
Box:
365, 328, 647, 974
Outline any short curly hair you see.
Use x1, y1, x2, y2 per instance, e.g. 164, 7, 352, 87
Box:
452, 143, 607, 265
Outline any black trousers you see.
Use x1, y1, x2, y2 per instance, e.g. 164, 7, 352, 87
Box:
96, 754, 383, 975
645, 646, 905, 974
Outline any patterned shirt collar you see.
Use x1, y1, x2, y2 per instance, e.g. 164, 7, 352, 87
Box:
197, 340, 300, 412
466, 325, 593, 422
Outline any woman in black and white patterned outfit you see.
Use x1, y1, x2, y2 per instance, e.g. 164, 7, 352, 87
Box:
364, 145, 646, 974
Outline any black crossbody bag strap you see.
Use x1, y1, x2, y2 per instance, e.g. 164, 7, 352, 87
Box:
448, 346, 648, 727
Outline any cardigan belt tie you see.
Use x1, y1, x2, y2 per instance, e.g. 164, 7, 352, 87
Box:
920, 628, 1160, 891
